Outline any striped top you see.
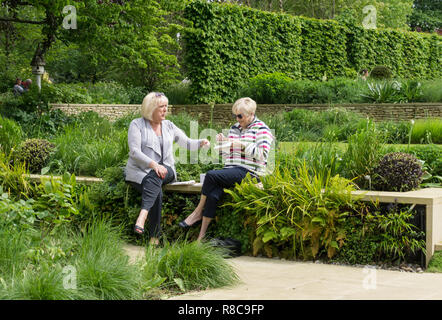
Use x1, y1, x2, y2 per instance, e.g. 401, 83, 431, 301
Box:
222, 116, 273, 176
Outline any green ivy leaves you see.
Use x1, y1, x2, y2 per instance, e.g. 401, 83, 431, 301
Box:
184, 0, 441, 103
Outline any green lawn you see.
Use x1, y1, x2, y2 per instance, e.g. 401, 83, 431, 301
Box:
278, 141, 442, 154
427, 252, 442, 273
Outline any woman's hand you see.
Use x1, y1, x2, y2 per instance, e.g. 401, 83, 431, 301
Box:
150, 162, 168, 179
231, 140, 243, 149
216, 133, 228, 142
200, 139, 210, 148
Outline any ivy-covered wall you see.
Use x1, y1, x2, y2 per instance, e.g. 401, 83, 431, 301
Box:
183, 0, 441, 103
183, 1, 302, 104
348, 26, 441, 80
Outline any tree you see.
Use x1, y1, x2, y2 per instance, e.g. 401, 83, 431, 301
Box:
0, 0, 187, 90
408, 0, 442, 32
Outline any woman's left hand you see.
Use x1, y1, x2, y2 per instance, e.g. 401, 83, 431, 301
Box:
231, 140, 243, 149
200, 139, 210, 148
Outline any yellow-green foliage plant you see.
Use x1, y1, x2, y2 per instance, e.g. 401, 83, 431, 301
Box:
224, 161, 365, 261
0, 152, 33, 198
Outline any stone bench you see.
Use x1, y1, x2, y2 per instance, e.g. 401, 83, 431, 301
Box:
26, 173, 442, 267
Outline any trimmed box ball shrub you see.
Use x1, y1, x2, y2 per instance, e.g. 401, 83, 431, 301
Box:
370, 65, 393, 80
13, 138, 55, 173
372, 152, 423, 192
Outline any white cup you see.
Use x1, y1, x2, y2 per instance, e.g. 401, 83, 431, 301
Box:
200, 173, 206, 184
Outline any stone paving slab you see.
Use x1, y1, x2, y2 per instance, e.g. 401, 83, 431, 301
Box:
168, 256, 442, 300
123, 244, 442, 300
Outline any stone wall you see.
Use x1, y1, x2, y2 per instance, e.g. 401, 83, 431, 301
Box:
51, 103, 442, 125
51, 104, 141, 121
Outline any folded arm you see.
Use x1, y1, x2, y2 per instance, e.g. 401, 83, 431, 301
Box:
242, 128, 273, 162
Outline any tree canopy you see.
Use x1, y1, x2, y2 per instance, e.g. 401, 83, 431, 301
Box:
0, 0, 188, 89
211, 0, 415, 30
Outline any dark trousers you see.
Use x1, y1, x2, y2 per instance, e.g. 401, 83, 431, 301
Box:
201, 166, 256, 219
129, 165, 174, 238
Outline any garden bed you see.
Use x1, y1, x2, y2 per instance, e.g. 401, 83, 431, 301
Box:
25, 172, 442, 268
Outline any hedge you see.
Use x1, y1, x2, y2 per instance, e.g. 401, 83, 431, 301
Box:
183, 0, 442, 103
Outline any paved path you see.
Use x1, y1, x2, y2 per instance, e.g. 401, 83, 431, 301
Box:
124, 244, 442, 300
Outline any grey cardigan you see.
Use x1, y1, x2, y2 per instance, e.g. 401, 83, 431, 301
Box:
125, 117, 202, 184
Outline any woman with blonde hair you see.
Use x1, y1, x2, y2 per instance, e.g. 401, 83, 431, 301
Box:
179, 97, 273, 241
125, 92, 209, 245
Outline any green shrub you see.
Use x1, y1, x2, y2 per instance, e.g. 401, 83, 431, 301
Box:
142, 240, 238, 293
0, 186, 37, 229
370, 65, 393, 80
340, 120, 385, 188
0, 152, 34, 197
0, 116, 23, 155
281, 80, 322, 104
46, 81, 146, 104
239, 72, 294, 104
163, 82, 192, 105
13, 138, 55, 174
372, 152, 423, 192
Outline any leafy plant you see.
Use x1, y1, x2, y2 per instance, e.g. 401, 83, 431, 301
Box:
0, 116, 23, 156
0, 186, 37, 229
370, 205, 426, 263
0, 152, 33, 198
340, 120, 385, 188
32, 173, 80, 237
372, 152, 423, 192
400, 80, 423, 103
360, 81, 401, 103
224, 162, 363, 260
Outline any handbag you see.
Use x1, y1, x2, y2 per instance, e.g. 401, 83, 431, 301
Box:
209, 237, 242, 258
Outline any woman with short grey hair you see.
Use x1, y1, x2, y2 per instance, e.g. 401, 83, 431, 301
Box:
179, 97, 274, 241
125, 92, 210, 245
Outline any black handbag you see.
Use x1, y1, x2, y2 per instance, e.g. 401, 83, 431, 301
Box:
209, 237, 242, 258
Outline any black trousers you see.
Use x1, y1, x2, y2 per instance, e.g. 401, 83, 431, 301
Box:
201, 166, 256, 219
129, 165, 174, 238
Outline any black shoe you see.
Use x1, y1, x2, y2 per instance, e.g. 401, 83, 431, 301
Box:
134, 225, 144, 235
178, 219, 201, 229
